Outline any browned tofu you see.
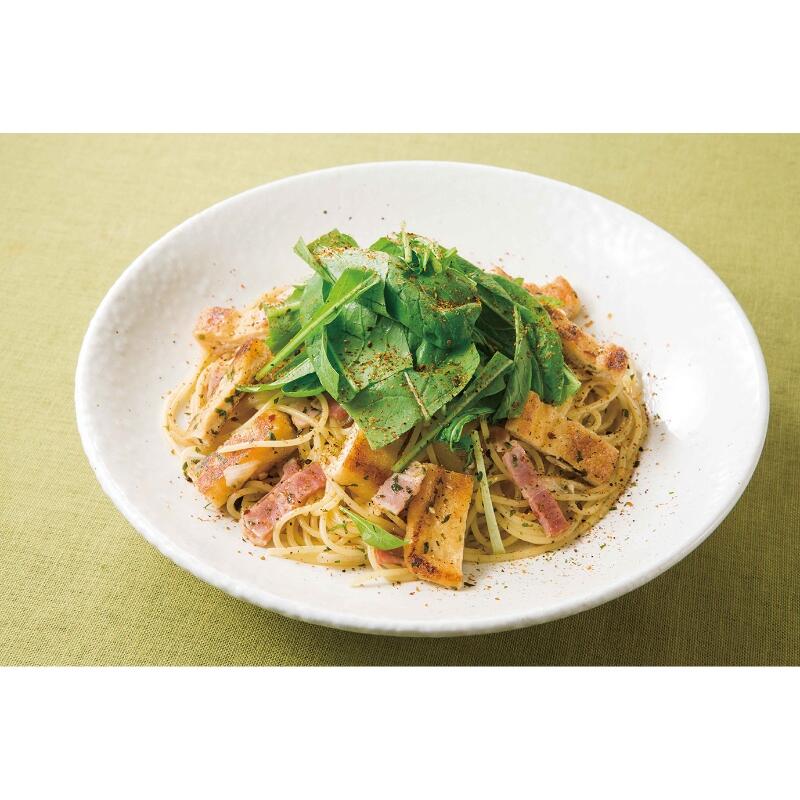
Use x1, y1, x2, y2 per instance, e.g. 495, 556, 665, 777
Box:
505, 392, 619, 485
404, 465, 472, 589
526, 275, 582, 318
323, 426, 400, 503
545, 306, 628, 380
190, 410, 296, 507
186, 338, 270, 448
194, 286, 291, 355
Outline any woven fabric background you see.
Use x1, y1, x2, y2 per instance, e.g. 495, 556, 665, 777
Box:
1, 134, 797, 665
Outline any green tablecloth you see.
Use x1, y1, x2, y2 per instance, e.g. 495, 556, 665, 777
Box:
1, 134, 796, 665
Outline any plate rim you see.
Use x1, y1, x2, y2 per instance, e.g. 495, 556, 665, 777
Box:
75, 160, 770, 637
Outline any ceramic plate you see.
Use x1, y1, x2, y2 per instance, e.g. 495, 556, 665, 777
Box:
75, 161, 769, 636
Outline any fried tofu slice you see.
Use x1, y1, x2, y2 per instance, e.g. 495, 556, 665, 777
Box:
404, 465, 472, 589
190, 410, 297, 507
545, 306, 628, 380
194, 285, 291, 355
186, 338, 270, 448
323, 425, 400, 503
526, 276, 582, 318
489, 268, 623, 373
505, 391, 619, 485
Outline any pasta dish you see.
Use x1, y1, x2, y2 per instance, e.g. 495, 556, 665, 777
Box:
165, 229, 647, 589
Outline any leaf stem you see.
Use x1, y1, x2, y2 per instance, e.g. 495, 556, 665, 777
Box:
471, 430, 504, 554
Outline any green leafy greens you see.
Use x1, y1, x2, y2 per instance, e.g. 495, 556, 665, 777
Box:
341, 508, 408, 550
392, 352, 514, 471
238, 228, 580, 455
253, 266, 380, 382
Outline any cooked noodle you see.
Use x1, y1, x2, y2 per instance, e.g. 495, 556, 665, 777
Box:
165, 344, 647, 585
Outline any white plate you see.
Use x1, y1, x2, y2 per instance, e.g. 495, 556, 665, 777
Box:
75, 161, 769, 637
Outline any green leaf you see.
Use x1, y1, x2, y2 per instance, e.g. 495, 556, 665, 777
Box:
384, 262, 481, 350
238, 355, 323, 397
491, 273, 567, 404
314, 247, 393, 317
371, 231, 458, 275
470, 430, 504, 554
298, 272, 325, 326
369, 236, 402, 257
393, 352, 513, 471
327, 304, 413, 392
254, 267, 380, 381
265, 285, 303, 353
294, 237, 335, 283
341, 508, 407, 551
450, 254, 513, 302
495, 306, 534, 420
437, 404, 495, 450
405, 343, 480, 420
341, 371, 423, 449
238, 354, 314, 392
451, 260, 569, 406
307, 326, 357, 401
279, 372, 324, 397
559, 364, 582, 404
536, 294, 564, 309
308, 229, 359, 251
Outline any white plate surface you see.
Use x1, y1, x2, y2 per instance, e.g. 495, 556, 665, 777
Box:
75, 161, 769, 636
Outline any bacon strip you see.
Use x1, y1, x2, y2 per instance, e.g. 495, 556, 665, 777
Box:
281, 458, 301, 480
502, 442, 569, 537
374, 547, 405, 567
242, 462, 326, 546
371, 462, 426, 516
326, 395, 352, 425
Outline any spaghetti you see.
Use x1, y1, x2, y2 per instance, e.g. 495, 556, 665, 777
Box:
165, 300, 647, 587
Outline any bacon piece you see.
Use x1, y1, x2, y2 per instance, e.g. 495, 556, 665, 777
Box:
241, 462, 326, 546
374, 547, 405, 567
326, 395, 352, 425
281, 458, 301, 480
502, 442, 569, 537
371, 462, 426, 516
